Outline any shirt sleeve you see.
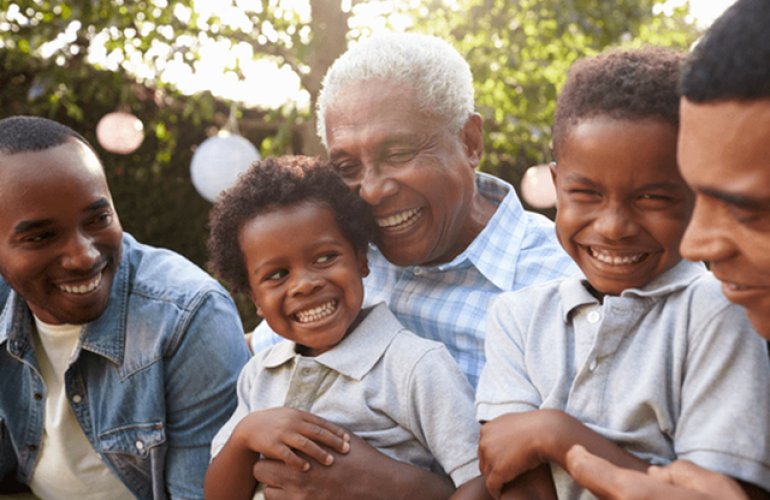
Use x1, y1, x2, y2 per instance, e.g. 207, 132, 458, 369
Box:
162, 289, 252, 500
404, 345, 482, 487
675, 289, 770, 491
475, 293, 541, 423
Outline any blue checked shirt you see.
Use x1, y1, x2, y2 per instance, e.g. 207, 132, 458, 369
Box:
251, 172, 577, 389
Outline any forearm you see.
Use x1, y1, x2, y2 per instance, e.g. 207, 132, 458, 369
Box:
450, 476, 493, 500
204, 442, 260, 500
500, 464, 557, 500
538, 410, 649, 473
358, 453, 456, 500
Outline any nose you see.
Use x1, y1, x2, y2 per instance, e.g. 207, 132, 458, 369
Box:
680, 197, 735, 263
60, 231, 100, 270
356, 164, 399, 207
288, 267, 324, 296
593, 205, 640, 241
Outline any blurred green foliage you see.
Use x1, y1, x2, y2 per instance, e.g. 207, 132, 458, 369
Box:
0, 0, 700, 330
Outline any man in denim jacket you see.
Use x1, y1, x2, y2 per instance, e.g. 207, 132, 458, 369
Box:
0, 116, 251, 499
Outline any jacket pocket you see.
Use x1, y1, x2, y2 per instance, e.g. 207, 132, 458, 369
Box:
98, 422, 167, 499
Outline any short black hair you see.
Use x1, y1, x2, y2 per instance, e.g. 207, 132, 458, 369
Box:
680, 0, 770, 103
553, 47, 684, 155
207, 155, 376, 296
0, 115, 97, 156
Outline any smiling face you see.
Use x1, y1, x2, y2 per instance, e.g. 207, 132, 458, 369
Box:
325, 78, 492, 267
679, 98, 770, 339
553, 116, 693, 296
241, 202, 369, 356
0, 138, 123, 325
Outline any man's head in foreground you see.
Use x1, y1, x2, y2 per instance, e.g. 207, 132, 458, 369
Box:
677, 0, 770, 338
0, 116, 123, 325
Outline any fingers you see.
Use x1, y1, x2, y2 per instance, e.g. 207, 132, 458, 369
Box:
648, 461, 748, 500
566, 445, 644, 500
566, 446, 715, 500
298, 412, 351, 455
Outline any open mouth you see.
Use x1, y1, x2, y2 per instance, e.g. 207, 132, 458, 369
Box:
56, 272, 103, 295
376, 208, 422, 232
295, 300, 338, 324
588, 247, 648, 266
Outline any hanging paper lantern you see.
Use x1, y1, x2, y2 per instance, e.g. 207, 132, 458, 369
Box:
521, 164, 557, 209
190, 132, 260, 203
96, 112, 145, 154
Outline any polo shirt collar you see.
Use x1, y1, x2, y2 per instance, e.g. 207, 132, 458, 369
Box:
262, 302, 403, 381
559, 259, 708, 322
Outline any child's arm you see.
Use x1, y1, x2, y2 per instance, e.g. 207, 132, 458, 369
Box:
204, 406, 350, 500
499, 464, 558, 500
479, 409, 650, 498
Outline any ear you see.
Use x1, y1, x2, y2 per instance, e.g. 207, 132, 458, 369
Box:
460, 113, 484, 169
247, 290, 265, 318
357, 249, 370, 278
549, 161, 558, 185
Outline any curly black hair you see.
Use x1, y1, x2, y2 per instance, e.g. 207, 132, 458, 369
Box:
207, 155, 376, 296
680, 0, 770, 103
553, 47, 684, 156
0, 116, 99, 158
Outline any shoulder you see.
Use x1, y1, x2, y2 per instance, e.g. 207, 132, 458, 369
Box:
121, 233, 230, 309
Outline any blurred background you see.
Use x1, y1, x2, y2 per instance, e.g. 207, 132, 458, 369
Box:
0, 0, 733, 330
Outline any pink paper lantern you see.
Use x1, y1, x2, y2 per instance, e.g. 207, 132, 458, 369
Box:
96, 112, 145, 154
521, 164, 557, 209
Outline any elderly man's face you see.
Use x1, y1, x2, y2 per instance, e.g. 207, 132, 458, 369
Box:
325, 79, 483, 267
679, 98, 770, 339
0, 139, 123, 325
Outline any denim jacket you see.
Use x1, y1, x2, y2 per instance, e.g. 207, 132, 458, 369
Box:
0, 234, 251, 499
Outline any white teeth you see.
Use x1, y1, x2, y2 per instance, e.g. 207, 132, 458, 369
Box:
295, 300, 337, 323
377, 208, 421, 230
589, 248, 645, 266
58, 273, 102, 294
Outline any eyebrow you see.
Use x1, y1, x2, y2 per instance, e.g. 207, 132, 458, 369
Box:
564, 174, 685, 192
700, 187, 770, 210
13, 197, 111, 234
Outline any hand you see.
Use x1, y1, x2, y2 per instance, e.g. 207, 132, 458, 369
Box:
479, 412, 555, 498
254, 431, 455, 500
565, 445, 749, 500
235, 407, 350, 472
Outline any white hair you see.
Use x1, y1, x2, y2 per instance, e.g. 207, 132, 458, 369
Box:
316, 32, 475, 148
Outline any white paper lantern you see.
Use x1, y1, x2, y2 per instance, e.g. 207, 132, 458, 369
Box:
96, 112, 145, 154
190, 132, 260, 203
521, 164, 557, 209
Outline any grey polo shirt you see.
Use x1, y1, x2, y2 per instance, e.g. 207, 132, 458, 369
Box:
213, 302, 481, 486
477, 260, 770, 497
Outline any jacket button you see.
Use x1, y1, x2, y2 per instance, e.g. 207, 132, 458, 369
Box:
72, 394, 83, 404
28, 444, 37, 451
136, 441, 145, 451
34, 393, 43, 400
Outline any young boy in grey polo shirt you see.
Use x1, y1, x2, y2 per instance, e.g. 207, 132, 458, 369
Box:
475, 48, 770, 499
204, 156, 490, 500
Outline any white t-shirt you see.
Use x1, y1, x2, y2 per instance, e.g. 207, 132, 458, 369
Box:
29, 316, 135, 500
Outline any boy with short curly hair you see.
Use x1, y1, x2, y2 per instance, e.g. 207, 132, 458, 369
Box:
205, 156, 489, 500
475, 47, 770, 499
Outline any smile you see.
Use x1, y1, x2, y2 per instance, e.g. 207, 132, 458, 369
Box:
588, 247, 647, 266
56, 273, 102, 294
376, 208, 422, 231
295, 300, 337, 323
